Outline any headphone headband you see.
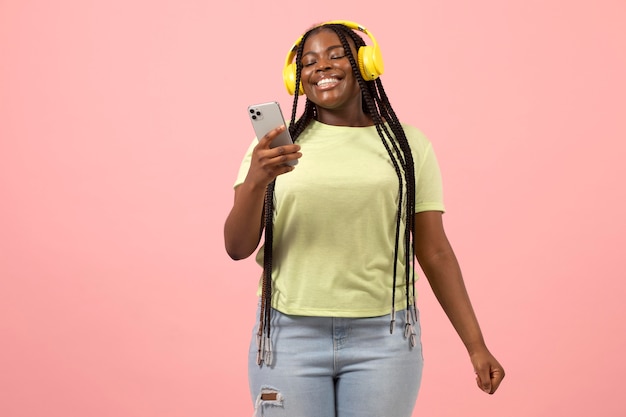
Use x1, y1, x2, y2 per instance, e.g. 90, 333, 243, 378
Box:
282, 20, 385, 95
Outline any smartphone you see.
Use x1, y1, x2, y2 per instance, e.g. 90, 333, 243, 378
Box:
247, 101, 298, 166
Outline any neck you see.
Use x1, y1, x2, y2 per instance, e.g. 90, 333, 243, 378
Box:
315, 107, 373, 127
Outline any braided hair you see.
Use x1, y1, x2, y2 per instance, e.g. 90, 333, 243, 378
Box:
257, 23, 418, 365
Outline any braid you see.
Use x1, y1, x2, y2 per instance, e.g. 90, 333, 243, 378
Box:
376, 78, 417, 315
257, 34, 316, 365
257, 179, 275, 365
290, 33, 318, 138
331, 25, 417, 330
257, 23, 418, 365
332, 28, 411, 329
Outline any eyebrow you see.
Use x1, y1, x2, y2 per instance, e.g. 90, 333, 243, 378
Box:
301, 45, 345, 58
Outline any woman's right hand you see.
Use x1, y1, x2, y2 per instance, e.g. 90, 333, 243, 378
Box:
244, 125, 302, 189
223, 125, 301, 260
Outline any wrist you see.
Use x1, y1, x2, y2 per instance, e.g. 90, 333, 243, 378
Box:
241, 178, 270, 195
465, 339, 488, 356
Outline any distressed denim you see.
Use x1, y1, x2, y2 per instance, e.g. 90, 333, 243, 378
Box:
248, 306, 423, 417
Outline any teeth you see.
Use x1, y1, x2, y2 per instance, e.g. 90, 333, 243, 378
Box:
317, 78, 339, 87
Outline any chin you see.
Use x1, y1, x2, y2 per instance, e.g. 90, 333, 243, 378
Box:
310, 91, 348, 107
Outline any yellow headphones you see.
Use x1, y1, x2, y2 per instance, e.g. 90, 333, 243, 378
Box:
282, 20, 385, 95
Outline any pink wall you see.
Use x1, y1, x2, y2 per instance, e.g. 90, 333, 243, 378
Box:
1, 1, 625, 416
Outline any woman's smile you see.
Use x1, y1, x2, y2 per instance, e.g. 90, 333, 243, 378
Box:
315, 76, 341, 90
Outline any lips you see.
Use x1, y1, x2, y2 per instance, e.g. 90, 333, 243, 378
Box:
316, 77, 340, 89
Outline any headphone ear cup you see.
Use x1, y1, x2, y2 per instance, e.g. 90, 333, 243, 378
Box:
283, 62, 303, 95
357, 45, 385, 81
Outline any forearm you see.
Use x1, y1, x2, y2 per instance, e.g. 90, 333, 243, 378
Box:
223, 181, 266, 260
418, 248, 487, 354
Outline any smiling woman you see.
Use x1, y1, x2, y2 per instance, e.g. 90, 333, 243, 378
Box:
223, 20, 504, 417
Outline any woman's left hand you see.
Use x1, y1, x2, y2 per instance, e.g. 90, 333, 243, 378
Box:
470, 348, 505, 394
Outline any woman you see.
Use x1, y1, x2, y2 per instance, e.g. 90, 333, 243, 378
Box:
224, 20, 504, 417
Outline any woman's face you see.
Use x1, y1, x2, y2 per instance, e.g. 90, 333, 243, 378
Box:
299, 29, 362, 114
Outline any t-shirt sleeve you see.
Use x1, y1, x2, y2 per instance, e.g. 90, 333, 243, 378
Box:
233, 138, 258, 188
414, 142, 445, 213
404, 125, 445, 213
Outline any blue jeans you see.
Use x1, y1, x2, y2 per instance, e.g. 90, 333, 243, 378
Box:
248, 306, 424, 417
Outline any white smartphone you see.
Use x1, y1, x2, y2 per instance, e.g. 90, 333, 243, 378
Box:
247, 101, 298, 166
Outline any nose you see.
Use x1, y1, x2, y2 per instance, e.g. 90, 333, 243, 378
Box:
315, 57, 332, 71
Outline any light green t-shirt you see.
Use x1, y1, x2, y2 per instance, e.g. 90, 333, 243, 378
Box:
234, 120, 445, 317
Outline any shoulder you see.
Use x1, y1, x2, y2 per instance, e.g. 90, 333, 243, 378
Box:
400, 123, 429, 143
399, 123, 434, 155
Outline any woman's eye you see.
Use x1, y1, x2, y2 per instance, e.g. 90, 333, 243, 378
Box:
331, 55, 345, 60
302, 61, 316, 67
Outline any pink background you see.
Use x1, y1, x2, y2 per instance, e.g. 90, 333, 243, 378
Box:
1, 1, 625, 416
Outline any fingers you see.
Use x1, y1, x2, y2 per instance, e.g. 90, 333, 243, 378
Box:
247, 128, 301, 187
255, 125, 301, 168
470, 348, 505, 395
488, 366, 505, 394
258, 125, 287, 147
475, 364, 505, 394
259, 146, 301, 170
475, 366, 492, 394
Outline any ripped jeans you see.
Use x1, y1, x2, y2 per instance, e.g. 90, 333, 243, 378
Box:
248, 306, 423, 417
